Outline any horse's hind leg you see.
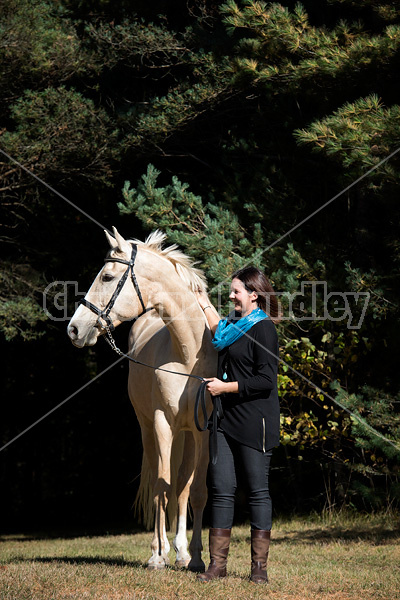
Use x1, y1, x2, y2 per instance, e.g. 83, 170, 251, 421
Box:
188, 430, 209, 572
173, 431, 195, 568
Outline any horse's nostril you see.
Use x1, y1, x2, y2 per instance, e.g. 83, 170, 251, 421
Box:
68, 324, 78, 339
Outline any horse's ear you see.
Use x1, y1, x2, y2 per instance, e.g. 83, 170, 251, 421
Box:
112, 226, 131, 255
104, 229, 116, 249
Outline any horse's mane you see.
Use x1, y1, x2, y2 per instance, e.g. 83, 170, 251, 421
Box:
130, 230, 207, 293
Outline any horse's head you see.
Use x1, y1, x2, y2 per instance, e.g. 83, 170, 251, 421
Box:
67, 227, 150, 347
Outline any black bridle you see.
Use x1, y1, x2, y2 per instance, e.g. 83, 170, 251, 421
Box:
79, 241, 221, 464
79, 243, 147, 332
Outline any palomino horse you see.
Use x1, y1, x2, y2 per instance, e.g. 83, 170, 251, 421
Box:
67, 228, 217, 570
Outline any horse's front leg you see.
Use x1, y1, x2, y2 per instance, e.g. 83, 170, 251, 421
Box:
148, 409, 173, 570
173, 431, 195, 569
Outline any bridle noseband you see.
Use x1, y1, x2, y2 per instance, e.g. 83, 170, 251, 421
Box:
79, 243, 147, 332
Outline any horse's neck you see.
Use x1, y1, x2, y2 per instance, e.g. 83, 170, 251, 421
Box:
154, 284, 206, 365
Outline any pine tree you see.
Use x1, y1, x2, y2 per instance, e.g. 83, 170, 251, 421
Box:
119, 157, 400, 510
1, 0, 400, 512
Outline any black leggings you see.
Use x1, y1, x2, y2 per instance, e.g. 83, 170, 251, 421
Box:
209, 428, 273, 530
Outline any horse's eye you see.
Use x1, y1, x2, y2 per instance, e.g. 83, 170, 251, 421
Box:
102, 273, 114, 282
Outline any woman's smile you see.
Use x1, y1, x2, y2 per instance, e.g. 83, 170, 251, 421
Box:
229, 277, 258, 317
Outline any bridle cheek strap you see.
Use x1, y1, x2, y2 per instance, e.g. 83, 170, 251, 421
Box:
79, 244, 147, 331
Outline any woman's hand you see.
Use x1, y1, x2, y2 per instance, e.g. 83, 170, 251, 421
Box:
194, 288, 221, 335
204, 377, 239, 396
194, 288, 210, 311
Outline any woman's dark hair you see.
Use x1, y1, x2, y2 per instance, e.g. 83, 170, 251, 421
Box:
231, 266, 281, 323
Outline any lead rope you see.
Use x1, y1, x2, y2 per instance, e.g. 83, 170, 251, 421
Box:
103, 323, 221, 464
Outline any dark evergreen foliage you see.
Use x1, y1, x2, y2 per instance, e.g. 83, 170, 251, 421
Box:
1, 0, 399, 530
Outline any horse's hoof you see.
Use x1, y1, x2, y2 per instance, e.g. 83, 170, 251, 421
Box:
147, 563, 166, 570
175, 559, 190, 569
147, 557, 169, 570
188, 560, 206, 573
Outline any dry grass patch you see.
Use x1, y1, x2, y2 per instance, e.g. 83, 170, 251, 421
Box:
0, 513, 399, 600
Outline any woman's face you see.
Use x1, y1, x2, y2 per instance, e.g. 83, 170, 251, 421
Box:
229, 277, 258, 317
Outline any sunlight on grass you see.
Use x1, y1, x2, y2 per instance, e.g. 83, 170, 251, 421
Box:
0, 513, 399, 600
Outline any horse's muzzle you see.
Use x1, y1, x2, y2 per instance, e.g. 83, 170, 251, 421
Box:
67, 322, 99, 347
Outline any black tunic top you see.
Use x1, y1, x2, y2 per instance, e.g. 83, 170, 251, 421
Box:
216, 315, 280, 452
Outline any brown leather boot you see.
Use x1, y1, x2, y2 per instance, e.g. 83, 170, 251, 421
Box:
250, 529, 270, 583
197, 528, 231, 582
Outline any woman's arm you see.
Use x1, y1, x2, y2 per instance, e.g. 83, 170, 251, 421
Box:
195, 290, 239, 395
194, 290, 241, 395
195, 290, 221, 336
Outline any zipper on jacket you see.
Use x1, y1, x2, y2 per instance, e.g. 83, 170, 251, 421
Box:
262, 418, 266, 453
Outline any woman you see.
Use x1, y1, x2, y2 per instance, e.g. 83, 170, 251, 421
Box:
195, 266, 280, 584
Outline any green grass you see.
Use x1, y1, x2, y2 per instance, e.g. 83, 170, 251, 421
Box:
0, 513, 399, 600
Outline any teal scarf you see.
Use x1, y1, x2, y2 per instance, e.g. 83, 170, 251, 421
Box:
212, 307, 268, 351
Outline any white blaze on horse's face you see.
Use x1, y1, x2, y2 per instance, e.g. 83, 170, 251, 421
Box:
67, 227, 147, 348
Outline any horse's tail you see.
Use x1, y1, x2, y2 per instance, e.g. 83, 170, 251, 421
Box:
134, 430, 185, 531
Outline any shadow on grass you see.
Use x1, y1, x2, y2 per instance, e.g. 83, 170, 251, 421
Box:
266, 525, 400, 546
14, 555, 145, 569
0, 526, 145, 543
